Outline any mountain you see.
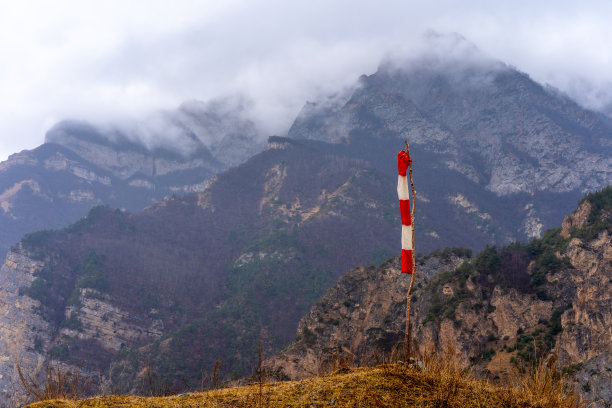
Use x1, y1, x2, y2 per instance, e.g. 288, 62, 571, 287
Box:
267, 187, 612, 407
4, 36, 611, 264
1, 38, 612, 404
289, 34, 611, 241
0, 97, 264, 258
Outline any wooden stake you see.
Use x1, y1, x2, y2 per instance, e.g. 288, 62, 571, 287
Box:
404, 140, 417, 362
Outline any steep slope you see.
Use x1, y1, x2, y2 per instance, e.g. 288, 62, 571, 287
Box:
265, 249, 470, 379
0, 97, 263, 259
0, 137, 402, 404
267, 187, 612, 406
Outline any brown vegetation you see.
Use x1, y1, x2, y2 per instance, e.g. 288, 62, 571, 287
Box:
18, 362, 91, 402
24, 347, 583, 408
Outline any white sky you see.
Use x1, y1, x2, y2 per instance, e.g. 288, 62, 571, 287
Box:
2, 0, 612, 161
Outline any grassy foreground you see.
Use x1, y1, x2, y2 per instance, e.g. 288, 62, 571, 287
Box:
25, 362, 582, 408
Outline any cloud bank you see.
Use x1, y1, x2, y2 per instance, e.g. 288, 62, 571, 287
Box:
1, 0, 612, 160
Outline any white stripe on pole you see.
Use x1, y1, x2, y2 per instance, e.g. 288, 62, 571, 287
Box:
397, 175, 409, 200
402, 225, 413, 249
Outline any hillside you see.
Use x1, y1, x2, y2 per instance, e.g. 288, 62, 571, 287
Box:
267, 187, 612, 406
0, 136, 403, 405
24, 362, 583, 408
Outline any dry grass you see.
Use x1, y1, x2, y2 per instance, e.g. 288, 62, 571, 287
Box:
25, 354, 585, 408
513, 354, 585, 408
18, 362, 92, 402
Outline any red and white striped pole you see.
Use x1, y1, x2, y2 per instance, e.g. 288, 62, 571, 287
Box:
398, 142, 416, 360
397, 149, 413, 274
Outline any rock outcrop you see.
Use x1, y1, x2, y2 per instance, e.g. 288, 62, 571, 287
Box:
0, 247, 51, 406
267, 189, 612, 406
0, 245, 168, 405
265, 252, 468, 379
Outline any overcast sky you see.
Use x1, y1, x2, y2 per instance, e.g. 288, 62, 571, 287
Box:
1, 0, 612, 161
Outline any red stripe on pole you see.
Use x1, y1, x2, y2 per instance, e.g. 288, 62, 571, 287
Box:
401, 249, 413, 274
399, 199, 411, 225
398, 151, 411, 176
398, 150, 413, 275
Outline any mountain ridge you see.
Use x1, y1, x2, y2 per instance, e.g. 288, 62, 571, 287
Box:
290, 51, 611, 197
0, 99, 265, 259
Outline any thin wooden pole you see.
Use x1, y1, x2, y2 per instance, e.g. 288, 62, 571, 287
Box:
404, 140, 417, 362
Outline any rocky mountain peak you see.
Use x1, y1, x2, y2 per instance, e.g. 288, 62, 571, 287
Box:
45, 95, 265, 169
289, 46, 612, 198
561, 200, 593, 237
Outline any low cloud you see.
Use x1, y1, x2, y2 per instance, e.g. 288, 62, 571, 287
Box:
2, 0, 612, 160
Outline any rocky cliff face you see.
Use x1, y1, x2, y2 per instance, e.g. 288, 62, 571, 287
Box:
44, 121, 222, 192
267, 189, 612, 406
265, 251, 469, 379
0, 244, 169, 406
556, 199, 612, 405
0, 247, 52, 406
45, 95, 263, 178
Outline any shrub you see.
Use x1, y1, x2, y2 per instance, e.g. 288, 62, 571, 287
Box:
75, 249, 108, 292
302, 327, 317, 346
49, 344, 69, 361
470, 348, 496, 364
60, 312, 83, 331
